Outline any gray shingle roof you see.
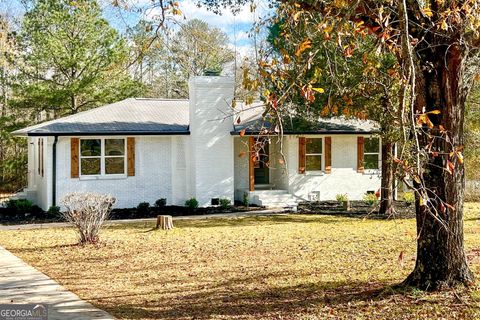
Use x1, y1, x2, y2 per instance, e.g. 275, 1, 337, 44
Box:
13, 98, 190, 136
232, 104, 379, 134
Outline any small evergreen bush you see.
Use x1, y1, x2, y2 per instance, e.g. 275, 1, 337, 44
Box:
47, 206, 61, 217
185, 198, 199, 210
219, 198, 231, 210
154, 198, 167, 208
5, 199, 33, 213
136, 202, 151, 215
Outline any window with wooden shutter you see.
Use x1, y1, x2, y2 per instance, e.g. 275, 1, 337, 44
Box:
71, 138, 80, 178
127, 137, 135, 176
364, 137, 380, 170
325, 136, 332, 173
357, 136, 364, 173
305, 138, 323, 171
298, 137, 306, 174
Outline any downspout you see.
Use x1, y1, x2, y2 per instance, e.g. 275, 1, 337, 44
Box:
52, 136, 58, 207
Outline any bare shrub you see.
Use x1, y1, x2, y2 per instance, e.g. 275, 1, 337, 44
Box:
62, 192, 116, 244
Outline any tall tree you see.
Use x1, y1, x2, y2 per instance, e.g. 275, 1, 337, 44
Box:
265, 16, 401, 214
16, 0, 142, 116
0, 15, 29, 192
127, 18, 235, 98
171, 19, 235, 77
0, 15, 13, 117
196, 0, 480, 289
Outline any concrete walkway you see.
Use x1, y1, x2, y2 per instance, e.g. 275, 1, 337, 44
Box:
0, 208, 289, 230
0, 246, 115, 319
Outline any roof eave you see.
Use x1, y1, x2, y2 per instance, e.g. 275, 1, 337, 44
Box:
24, 131, 191, 137
230, 130, 380, 136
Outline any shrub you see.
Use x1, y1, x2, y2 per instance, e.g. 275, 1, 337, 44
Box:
335, 194, 348, 203
219, 198, 231, 210
154, 198, 167, 208
5, 199, 33, 213
62, 192, 116, 244
243, 192, 249, 207
363, 193, 379, 206
47, 206, 61, 217
31, 205, 44, 215
403, 192, 415, 206
185, 198, 199, 210
137, 202, 151, 215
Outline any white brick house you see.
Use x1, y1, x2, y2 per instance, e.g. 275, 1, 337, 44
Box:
13, 76, 381, 210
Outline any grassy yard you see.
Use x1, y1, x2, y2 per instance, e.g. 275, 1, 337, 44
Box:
0, 205, 479, 319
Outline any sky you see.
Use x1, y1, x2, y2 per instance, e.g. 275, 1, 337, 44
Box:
0, 0, 271, 57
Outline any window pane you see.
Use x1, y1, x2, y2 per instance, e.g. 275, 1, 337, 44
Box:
306, 138, 322, 154
365, 138, 379, 153
81, 139, 101, 156
105, 157, 125, 174
81, 158, 101, 175
364, 154, 379, 169
105, 139, 125, 156
306, 155, 322, 171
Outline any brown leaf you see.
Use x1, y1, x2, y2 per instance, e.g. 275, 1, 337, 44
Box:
398, 251, 404, 265
445, 202, 456, 211
446, 160, 455, 174
456, 151, 464, 164
295, 39, 312, 57
239, 129, 246, 137
439, 202, 446, 214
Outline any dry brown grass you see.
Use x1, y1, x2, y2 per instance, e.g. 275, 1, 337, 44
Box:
0, 204, 480, 319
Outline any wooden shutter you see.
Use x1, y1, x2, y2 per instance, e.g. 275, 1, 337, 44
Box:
298, 137, 306, 174
41, 139, 44, 177
325, 136, 332, 174
38, 139, 41, 175
71, 138, 79, 178
127, 137, 135, 176
248, 136, 255, 191
40, 139, 44, 177
357, 136, 364, 173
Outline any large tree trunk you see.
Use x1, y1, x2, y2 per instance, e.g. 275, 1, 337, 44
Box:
379, 142, 394, 215
403, 42, 474, 290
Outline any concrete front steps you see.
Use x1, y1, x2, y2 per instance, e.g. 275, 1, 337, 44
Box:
249, 190, 300, 211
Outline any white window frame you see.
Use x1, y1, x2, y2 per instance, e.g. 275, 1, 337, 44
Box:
363, 136, 380, 172
79, 138, 127, 179
305, 137, 323, 173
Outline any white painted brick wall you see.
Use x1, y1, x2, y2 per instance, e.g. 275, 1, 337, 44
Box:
234, 137, 249, 201
233, 135, 381, 201
285, 135, 381, 200
30, 137, 52, 210
189, 76, 235, 207
53, 136, 174, 210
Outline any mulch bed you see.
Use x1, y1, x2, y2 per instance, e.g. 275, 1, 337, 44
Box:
0, 205, 264, 225
298, 200, 416, 219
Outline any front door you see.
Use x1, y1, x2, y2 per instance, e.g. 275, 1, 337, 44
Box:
254, 138, 269, 184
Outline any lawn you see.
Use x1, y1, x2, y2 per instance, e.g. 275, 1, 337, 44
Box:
0, 205, 479, 319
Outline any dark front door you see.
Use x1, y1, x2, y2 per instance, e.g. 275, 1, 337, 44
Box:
254, 138, 269, 184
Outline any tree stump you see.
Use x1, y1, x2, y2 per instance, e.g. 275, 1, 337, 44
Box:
156, 215, 173, 230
